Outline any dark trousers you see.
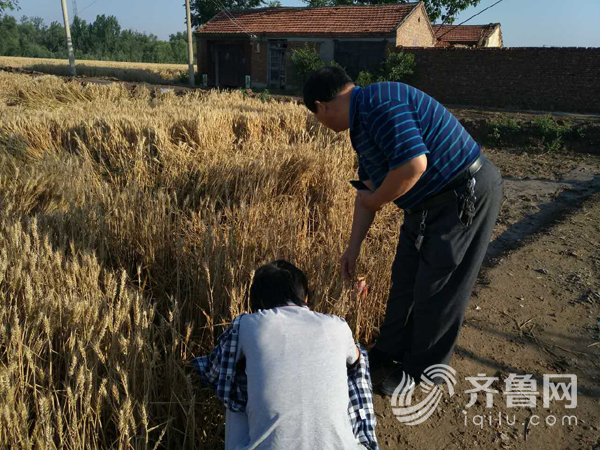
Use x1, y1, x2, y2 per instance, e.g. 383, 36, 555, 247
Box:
374, 155, 503, 380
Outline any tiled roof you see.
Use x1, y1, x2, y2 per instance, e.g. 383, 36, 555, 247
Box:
433, 24, 499, 46
197, 4, 421, 36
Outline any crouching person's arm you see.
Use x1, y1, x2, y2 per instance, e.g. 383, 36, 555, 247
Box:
191, 315, 248, 413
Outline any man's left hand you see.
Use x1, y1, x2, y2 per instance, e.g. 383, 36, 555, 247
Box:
357, 191, 384, 212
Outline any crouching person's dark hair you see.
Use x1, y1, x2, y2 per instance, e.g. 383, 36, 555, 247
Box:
250, 260, 310, 311
303, 66, 353, 113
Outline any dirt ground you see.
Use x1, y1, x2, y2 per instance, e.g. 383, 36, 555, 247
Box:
373, 147, 600, 450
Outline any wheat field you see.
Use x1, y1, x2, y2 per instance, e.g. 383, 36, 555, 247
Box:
0, 56, 188, 84
0, 71, 401, 449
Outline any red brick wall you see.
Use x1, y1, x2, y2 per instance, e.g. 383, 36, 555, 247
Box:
251, 41, 268, 84
196, 36, 209, 81
397, 47, 600, 113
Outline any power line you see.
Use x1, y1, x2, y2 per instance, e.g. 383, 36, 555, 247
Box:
436, 0, 506, 42
207, 0, 256, 38
72, 0, 78, 17
212, 0, 254, 37
79, 0, 101, 15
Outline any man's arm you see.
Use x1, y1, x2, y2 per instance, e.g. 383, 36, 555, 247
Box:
341, 180, 376, 279
358, 155, 427, 211
349, 180, 376, 248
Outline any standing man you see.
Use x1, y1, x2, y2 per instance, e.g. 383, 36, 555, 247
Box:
302, 67, 503, 396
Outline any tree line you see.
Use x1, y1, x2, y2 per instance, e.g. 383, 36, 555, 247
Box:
0, 0, 480, 64
0, 14, 194, 64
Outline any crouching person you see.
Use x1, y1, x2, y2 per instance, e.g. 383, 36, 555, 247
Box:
192, 260, 378, 450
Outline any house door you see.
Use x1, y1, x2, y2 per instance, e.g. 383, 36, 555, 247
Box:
216, 44, 246, 87
269, 41, 287, 89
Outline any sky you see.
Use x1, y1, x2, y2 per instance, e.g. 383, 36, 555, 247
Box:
8, 0, 600, 47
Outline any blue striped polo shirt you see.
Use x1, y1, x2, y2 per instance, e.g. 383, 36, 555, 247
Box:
350, 82, 481, 210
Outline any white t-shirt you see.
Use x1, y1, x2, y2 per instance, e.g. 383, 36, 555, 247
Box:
235, 305, 362, 450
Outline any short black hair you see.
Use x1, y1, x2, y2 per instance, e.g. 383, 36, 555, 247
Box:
303, 66, 354, 113
249, 260, 310, 311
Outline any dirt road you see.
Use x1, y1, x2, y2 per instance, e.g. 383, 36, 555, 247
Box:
374, 149, 600, 450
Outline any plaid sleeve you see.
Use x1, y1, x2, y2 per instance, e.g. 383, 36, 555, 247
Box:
191, 315, 248, 413
348, 344, 379, 450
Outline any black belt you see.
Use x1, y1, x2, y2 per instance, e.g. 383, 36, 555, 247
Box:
405, 154, 485, 214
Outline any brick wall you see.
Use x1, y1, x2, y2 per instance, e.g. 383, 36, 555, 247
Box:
396, 5, 435, 47
251, 40, 268, 85
197, 36, 209, 81
399, 47, 600, 113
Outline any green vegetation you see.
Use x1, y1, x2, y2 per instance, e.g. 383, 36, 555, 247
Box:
260, 88, 270, 103
488, 118, 522, 143
0, 0, 19, 14
377, 51, 416, 83
533, 115, 571, 152
355, 70, 373, 87
485, 115, 592, 153
290, 44, 326, 84
290, 46, 415, 87
0, 14, 193, 64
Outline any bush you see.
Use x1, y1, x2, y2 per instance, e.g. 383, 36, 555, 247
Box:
377, 51, 416, 83
489, 118, 522, 143
290, 45, 325, 84
534, 115, 566, 152
355, 70, 373, 87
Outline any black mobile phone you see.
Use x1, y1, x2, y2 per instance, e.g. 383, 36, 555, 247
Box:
350, 180, 370, 191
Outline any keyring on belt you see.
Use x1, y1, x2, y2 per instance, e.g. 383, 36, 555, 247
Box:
415, 210, 428, 251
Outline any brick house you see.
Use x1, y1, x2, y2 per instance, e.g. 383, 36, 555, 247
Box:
433, 23, 503, 48
196, 2, 435, 89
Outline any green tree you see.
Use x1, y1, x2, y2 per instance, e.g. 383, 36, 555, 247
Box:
190, 0, 265, 27
290, 44, 325, 83
377, 51, 415, 82
0, 15, 20, 55
0, 0, 19, 14
0, 13, 195, 64
43, 21, 66, 55
89, 15, 121, 59
169, 32, 192, 63
300, 0, 481, 23
71, 16, 92, 55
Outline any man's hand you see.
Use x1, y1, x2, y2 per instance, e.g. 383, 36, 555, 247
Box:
357, 190, 383, 212
340, 245, 360, 280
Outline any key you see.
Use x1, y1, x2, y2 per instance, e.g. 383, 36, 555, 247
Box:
415, 234, 424, 251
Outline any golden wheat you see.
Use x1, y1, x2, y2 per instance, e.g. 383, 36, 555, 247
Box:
0, 71, 400, 449
0, 56, 188, 85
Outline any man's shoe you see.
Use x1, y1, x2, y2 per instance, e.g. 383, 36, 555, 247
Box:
377, 367, 416, 397
368, 347, 401, 385
367, 347, 399, 369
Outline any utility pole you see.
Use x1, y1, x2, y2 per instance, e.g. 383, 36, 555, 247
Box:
72, 0, 78, 19
60, 0, 77, 76
185, 0, 195, 87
